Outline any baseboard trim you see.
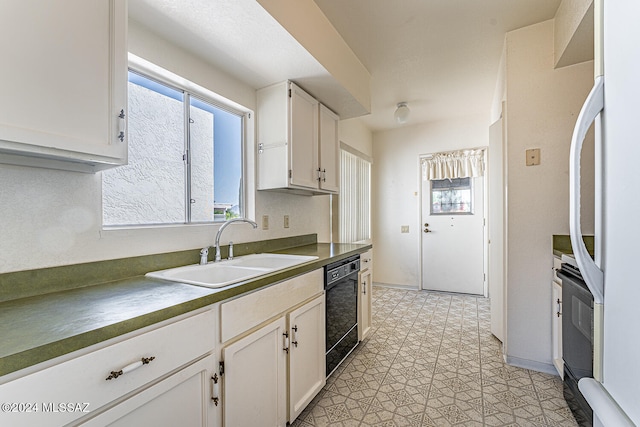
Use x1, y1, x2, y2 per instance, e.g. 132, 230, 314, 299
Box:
505, 355, 559, 376
372, 282, 419, 290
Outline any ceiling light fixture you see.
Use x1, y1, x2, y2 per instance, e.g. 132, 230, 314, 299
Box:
394, 102, 410, 124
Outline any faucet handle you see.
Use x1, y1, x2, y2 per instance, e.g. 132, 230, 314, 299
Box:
199, 247, 209, 265
228, 241, 234, 260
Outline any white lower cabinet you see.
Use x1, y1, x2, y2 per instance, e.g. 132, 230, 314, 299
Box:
358, 268, 372, 341
222, 317, 288, 427
0, 266, 335, 426
288, 295, 326, 422
552, 280, 564, 378
551, 255, 563, 379
0, 308, 218, 427
358, 249, 373, 341
218, 269, 325, 426
82, 353, 217, 427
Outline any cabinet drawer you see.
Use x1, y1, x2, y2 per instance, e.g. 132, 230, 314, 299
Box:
221, 269, 323, 343
0, 309, 215, 427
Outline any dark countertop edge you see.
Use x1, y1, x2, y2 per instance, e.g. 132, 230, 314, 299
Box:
0, 242, 371, 377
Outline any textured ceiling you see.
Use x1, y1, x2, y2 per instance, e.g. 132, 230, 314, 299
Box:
313, 0, 563, 131
129, 0, 563, 132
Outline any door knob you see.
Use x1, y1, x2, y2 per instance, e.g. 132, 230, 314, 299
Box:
424, 228, 431, 233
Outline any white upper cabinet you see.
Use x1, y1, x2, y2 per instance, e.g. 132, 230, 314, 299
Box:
318, 104, 339, 193
289, 83, 320, 189
0, 0, 128, 173
257, 81, 339, 195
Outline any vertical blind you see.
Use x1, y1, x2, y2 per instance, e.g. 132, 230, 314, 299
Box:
339, 149, 371, 243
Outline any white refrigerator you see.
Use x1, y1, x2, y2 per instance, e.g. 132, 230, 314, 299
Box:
569, 0, 640, 425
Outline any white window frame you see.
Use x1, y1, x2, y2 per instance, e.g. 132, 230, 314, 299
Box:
101, 53, 255, 229
430, 177, 474, 215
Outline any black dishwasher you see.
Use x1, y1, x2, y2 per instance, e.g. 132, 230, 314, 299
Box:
325, 255, 360, 377
557, 262, 594, 426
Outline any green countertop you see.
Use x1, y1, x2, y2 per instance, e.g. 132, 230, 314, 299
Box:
552, 234, 594, 258
0, 242, 370, 378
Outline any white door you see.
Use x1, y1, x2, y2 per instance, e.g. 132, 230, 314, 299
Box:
318, 104, 339, 192
288, 295, 326, 423
222, 317, 287, 427
358, 268, 372, 341
289, 83, 319, 190
81, 355, 217, 427
421, 175, 485, 295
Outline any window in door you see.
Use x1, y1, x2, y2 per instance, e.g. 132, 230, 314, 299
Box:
102, 70, 244, 227
430, 177, 473, 214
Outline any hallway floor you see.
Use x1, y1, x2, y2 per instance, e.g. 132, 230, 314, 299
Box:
292, 286, 578, 426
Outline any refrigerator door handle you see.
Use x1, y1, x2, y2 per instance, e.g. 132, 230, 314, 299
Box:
569, 76, 604, 304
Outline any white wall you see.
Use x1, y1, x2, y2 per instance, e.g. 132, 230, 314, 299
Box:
0, 20, 330, 274
502, 20, 594, 370
339, 117, 373, 158
372, 115, 488, 287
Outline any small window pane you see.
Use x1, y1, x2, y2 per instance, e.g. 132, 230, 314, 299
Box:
189, 98, 215, 222
430, 178, 473, 214
103, 72, 185, 226
191, 98, 243, 222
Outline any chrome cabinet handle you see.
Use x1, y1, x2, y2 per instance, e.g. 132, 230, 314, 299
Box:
106, 356, 155, 380
283, 331, 290, 353
556, 298, 562, 317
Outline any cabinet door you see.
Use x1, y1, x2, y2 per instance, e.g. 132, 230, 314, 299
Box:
222, 317, 287, 427
552, 281, 563, 378
358, 250, 373, 341
318, 104, 339, 193
288, 295, 326, 423
289, 83, 319, 189
81, 354, 218, 427
358, 269, 373, 341
0, 0, 127, 172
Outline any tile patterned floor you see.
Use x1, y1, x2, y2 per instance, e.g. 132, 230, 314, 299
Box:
292, 286, 578, 427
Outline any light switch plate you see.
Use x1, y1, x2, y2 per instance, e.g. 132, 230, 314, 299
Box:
401, 225, 409, 233
262, 215, 269, 230
526, 148, 540, 166
284, 215, 289, 228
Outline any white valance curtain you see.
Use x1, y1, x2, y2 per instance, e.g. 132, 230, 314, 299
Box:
421, 148, 486, 181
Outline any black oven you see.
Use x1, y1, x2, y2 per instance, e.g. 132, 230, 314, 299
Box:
325, 255, 360, 377
557, 262, 594, 426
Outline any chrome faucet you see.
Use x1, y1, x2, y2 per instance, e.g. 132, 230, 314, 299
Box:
200, 218, 258, 264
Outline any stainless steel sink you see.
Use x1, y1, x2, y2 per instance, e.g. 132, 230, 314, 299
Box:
145, 253, 318, 288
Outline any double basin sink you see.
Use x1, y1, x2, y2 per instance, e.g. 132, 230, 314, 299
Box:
146, 253, 318, 289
